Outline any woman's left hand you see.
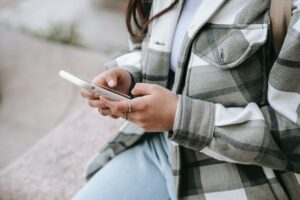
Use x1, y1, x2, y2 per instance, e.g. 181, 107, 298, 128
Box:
92, 83, 179, 132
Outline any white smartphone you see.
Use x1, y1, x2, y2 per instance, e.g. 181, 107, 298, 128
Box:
59, 70, 131, 101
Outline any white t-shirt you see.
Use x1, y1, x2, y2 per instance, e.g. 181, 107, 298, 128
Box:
170, 0, 203, 72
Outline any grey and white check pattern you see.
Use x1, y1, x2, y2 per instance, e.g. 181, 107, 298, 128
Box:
85, 0, 300, 199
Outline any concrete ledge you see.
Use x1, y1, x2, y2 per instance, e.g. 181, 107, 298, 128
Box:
0, 107, 124, 200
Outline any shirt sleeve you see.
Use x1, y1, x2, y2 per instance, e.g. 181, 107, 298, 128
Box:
170, 2, 300, 173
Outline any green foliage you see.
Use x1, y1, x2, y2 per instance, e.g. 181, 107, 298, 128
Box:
22, 22, 82, 47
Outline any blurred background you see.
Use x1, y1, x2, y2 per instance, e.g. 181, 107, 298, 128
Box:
0, 0, 128, 199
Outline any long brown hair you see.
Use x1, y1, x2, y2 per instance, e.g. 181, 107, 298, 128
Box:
126, 0, 179, 43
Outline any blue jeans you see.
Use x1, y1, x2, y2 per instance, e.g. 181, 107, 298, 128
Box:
72, 133, 175, 200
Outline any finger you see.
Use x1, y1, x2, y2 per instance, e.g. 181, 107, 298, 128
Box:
129, 97, 147, 111
96, 70, 119, 88
107, 78, 117, 88
105, 95, 150, 113
110, 115, 120, 119
101, 98, 130, 115
121, 112, 127, 120
81, 89, 98, 100
88, 99, 101, 108
89, 97, 113, 108
92, 74, 109, 87
98, 108, 120, 119
121, 111, 140, 123
98, 107, 113, 116
88, 99, 107, 108
131, 83, 157, 96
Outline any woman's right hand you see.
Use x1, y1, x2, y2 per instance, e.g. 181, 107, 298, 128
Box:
80, 68, 132, 118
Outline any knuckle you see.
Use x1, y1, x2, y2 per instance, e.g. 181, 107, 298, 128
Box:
111, 108, 118, 115
98, 101, 106, 108
110, 109, 116, 115
136, 100, 147, 111
92, 74, 106, 85
114, 104, 122, 112
99, 109, 109, 116
108, 70, 117, 77
88, 100, 94, 107
88, 94, 95, 100
102, 112, 110, 116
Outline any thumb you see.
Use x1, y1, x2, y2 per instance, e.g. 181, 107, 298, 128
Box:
105, 73, 118, 88
131, 83, 156, 96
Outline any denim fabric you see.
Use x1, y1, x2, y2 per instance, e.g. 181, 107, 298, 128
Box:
73, 133, 174, 200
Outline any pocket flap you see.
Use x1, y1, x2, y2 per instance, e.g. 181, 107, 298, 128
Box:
193, 24, 268, 69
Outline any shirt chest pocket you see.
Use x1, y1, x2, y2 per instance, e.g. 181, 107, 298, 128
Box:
193, 24, 268, 69
185, 24, 269, 106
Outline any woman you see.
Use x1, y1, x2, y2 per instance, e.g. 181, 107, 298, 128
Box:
74, 0, 300, 199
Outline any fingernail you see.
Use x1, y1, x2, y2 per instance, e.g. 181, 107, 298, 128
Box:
108, 80, 115, 87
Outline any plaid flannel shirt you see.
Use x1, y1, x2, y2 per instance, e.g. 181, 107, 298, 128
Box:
85, 0, 300, 199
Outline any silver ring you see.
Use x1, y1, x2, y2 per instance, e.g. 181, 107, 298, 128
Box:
128, 100, 132, 113
125, 111, 128, 120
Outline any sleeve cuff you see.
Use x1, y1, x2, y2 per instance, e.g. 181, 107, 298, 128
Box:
169, 95, 215, 151
172, 95, 182, 130
119, 65, 142, 83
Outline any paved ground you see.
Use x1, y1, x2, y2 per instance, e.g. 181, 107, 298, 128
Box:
0, 5, 127, 169
0, 106, 124, 200
0, 0, 129, 199
0, 1, 131, 199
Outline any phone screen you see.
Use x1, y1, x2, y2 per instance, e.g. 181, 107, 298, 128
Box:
59, 70, 131, 100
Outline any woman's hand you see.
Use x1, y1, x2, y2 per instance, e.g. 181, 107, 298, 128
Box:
81, 68, 132, 119
96, 83, 179, 132
81, 68, 132, 96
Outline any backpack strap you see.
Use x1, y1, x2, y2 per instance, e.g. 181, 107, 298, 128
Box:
270, 0, 292, 55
